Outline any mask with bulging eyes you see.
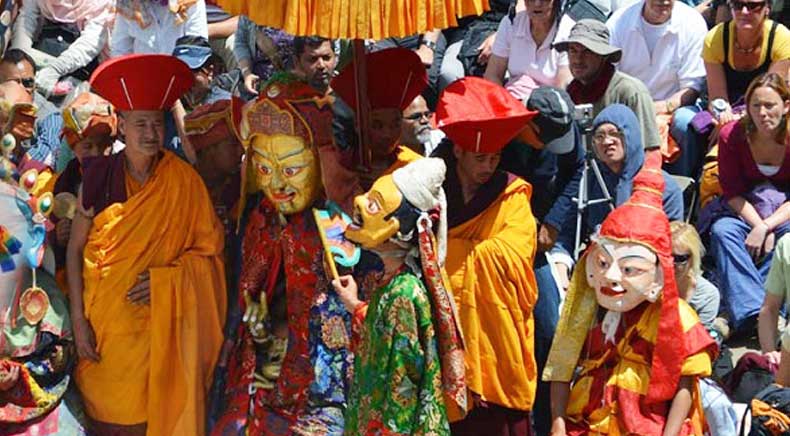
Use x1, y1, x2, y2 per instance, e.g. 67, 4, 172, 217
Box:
585, 238, 664, 313
345, 174, 421, 249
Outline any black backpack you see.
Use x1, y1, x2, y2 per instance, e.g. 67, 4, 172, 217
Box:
741, 384, 790, 436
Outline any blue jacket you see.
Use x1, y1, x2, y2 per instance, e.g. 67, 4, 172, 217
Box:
554, 104, 684, 259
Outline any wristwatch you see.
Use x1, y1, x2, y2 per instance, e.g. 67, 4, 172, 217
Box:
422, 39, 437, 52
711, 98, 730, 117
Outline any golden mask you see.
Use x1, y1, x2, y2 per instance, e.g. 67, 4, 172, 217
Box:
250, 134, 321, 215
345, 174, 406, 249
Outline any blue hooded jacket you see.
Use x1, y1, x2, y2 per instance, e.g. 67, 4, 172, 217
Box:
554, 104, 684, 259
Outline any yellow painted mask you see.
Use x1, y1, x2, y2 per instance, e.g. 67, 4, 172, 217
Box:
250, 133, 320, 215
240, 79, 335, 216
345, 174, 408, 249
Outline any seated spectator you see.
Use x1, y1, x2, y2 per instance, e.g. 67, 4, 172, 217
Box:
708, 73, 790, 338
670, 221, 721, 332
234, 16, 294, 99
111, 0, 208, 57
703, 0, 790, 129
400, 94, 444, 156
0, 49, 57, 119
484, 0, 574, 99
11, 0, 112, 97
2, 81, 39, 168
173, 36, 231, 111
670, 220, 737, 435
607, 0, 708, 177
554, 19, 662, 150
51, 91, 116, 286
206, 6, 239, 71
552, 104, 683, 285
292, 36, 336, 95
439, 0, 512, 90
759, 233, 790, 369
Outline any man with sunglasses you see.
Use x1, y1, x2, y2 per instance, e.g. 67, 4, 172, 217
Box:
0, 49, 57, 119
399, 94, 444, 155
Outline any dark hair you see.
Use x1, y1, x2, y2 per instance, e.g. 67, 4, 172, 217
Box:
293, 36, 332, 57
2, 48, 36, 72
741, 72, 790, 143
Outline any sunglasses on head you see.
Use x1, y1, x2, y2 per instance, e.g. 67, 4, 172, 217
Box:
673, 253, 691, 265
729, 0, 767, 11
403, 110, 432, 121
4, 77, 35, 90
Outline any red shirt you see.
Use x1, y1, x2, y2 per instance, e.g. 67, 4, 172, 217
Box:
718, 121, 790, 200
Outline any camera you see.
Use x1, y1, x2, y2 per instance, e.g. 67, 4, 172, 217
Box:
573, 103, 594, 132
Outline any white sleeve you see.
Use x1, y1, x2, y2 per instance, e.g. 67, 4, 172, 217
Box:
11, 0, 39, 51
110, 14, 135, 57
491, 15, 513, 59
48, 14, 109, 75
182, 0, 209, 38
677, 14, 709, 92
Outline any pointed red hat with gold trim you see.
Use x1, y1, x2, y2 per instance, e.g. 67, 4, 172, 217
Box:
435, 77, 537, 153
89, 54, 194, 111
598, 150, 686, 403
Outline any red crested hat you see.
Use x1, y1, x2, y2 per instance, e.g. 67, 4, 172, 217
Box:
435, 77, 537, 153
598, 151, 686, 403
89, 54, 194, 111
331, 47, 427, 112
184, 97, 243, 152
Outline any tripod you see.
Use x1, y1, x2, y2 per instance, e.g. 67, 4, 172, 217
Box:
572, 127, 615, 260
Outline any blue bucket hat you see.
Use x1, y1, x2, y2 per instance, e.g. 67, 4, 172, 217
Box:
172, 44, 213, 70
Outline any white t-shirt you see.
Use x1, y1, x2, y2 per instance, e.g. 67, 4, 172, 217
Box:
607, 0, 707, 100
492, 12, 575, 88
641, 16, 669, 55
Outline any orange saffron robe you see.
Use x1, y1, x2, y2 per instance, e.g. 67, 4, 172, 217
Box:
75, 152, 227, 436
445, 177, 538, 416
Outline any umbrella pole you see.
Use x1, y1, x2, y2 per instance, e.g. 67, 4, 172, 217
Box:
352, 39, 372, 171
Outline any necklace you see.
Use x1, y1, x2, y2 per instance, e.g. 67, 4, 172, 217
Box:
734, 33, 761, 54
125, 154, 157, 184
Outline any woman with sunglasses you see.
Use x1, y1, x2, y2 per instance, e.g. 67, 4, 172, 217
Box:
702, 0, 790, 128
483, 0, 574, 100
709, 73, 790, 337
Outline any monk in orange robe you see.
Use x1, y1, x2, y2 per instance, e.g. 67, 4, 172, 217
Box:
322, 48, 426, 212
435, 77, 540, 435
65, 54, 226, 436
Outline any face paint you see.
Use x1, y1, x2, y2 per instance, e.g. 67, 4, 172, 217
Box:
345, 174, 405, 249
250, 134, 321, 215
586, 238, 663, 312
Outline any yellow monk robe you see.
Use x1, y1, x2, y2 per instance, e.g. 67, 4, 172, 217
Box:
564, 300, 714, 435
75, 152, 227, 436
445, 177, 538, 415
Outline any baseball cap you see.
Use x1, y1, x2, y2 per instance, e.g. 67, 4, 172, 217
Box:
526, 86, 575, 154
172, 43, 213, 70
553, 19, 622, 63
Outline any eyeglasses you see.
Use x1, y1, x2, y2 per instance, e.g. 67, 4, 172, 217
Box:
4, 77, 35, 91
403, 110, 432, 121
729, 1, 767, 11
672, 253, 691, 265
592, 131, 623, 144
